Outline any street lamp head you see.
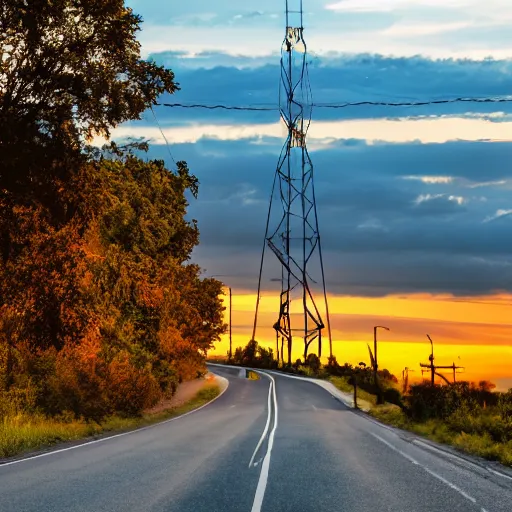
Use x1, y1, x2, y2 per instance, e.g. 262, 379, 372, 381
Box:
375, 325, 390, 331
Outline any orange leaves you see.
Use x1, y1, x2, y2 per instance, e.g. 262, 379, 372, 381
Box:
157, 323, 205, 382
158, 324, 184, 360
50, 332, 108, 420
137, 281, 165, 310
0, 149, 224, 419
105, 354, 161, 415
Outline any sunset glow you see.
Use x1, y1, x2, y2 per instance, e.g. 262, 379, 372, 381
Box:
212, 290, 512, 390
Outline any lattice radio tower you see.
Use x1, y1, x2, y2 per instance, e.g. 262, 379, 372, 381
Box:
252, 0, 332, 366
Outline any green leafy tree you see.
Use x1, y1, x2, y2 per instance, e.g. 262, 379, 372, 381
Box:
0, 0, 176, 189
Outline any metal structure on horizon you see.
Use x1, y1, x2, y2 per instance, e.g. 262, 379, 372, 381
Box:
252, 0, 332, 365
420, 334, 465, 385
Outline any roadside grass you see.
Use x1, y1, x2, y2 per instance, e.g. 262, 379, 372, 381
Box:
327, 376, 512, 468
207, 360, 512, 469
369, 405, 512, 467
0, 383, 220, 460
246, 370, 260, 380
328, 376, 377, 406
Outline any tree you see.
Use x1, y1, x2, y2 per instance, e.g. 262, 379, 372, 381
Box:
257, 346, 275, 369
305, 353, 321, 374
0, 146, 225, 418
242, 340, 259, 367
0, 2, 226, 420
478, 380, 496, 393
230, 340, 277, 369
0, 0, 177, 199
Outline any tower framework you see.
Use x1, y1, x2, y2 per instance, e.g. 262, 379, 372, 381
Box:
252, 0, 332, 365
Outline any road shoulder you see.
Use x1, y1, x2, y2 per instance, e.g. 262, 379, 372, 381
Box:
0, 372, 228, 466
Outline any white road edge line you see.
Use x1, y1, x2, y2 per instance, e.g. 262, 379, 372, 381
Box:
0, 374, 229, 469
249, 378, 273, 468
413, 439, 489, 474
251, 372, 278, 512
263, 367, 512, 482
370, 433, 480, 507
211, 364, 512, 487
486, 467, 512, 482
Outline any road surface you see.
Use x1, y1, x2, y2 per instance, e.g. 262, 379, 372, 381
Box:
0, 365, 511, 512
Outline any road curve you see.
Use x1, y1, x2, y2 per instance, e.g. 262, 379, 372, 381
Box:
0, 365, 511, 512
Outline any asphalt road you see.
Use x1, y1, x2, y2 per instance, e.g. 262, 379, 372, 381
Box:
1, 365, 511, 512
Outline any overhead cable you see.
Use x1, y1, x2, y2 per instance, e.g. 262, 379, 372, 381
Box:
154, 96, 512, 112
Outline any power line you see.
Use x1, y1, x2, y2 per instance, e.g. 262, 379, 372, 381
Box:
155, 96, 512, 112
149, 105, 177, 167
315, 97, 512, 109
156, 103, 277, 111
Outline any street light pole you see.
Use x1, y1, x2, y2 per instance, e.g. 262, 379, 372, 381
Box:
373, 325, 390, 404
228, 286, 232, 361
427, 334, 435, 386
206, 274, 233, 362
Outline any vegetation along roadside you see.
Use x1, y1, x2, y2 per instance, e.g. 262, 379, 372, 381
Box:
0, 379, 220, 460
212, 339, 512, 468
1, 2, 226, 462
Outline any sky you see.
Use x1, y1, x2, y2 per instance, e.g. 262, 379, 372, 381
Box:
119, 0, 512, 388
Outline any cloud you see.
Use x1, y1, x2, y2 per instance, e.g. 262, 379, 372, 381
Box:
382, 21, 473, 37
143, 53, 512, 129
131, 0, 512, 58
415, 193, 445, 204
100, 115, 512, 146
467, 180, 507, 188
412, 193, 466, 215
232, 11, 265, 21
448, 195, 465, 205
326, 0, 455, 12
131, 136, 512, 297
403, 176, 454, 184
325, 0, 508, 15
357, 218, 388, 231
110, 8, 512, 298
483, 209, 512, 223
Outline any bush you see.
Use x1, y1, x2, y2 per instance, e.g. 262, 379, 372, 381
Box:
404, 382, 508, 422
105, 355, 161, 417
231, 339, 277, 369
498, 390, 512, 422
305, 353, 321, 374
383, 387, 403, 408
0, 385, 37, 418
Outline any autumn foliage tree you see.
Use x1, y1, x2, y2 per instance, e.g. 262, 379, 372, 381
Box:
0, 2, 225, 419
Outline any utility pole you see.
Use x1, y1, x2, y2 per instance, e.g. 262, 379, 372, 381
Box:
253, 0, 332, 365
402, 367, 414, 394
207, 274, 233, 361
352, 362, 367, 410
428, 334, 435, 386
228, 286, 232, 361
435, 361, 464, 383
420, 335, 463, 385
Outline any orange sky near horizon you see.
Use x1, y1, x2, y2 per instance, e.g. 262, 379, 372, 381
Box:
210, 290, 512, 391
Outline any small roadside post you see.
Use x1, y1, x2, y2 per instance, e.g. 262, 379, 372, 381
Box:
352, 362, 367, 410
